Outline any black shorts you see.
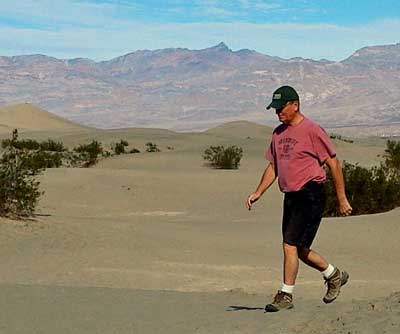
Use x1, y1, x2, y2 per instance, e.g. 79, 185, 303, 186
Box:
282, 181, 326, 249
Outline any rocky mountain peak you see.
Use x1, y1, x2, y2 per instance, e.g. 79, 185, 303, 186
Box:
343, 43, 400, 69
206, 42, 231, 52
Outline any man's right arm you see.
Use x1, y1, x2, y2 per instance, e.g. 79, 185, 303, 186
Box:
246, 163, 277, 210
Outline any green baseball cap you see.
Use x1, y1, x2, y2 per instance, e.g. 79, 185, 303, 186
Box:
266, 85, 299, 110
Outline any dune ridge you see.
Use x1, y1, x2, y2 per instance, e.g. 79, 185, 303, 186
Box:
0, 103, 90, 134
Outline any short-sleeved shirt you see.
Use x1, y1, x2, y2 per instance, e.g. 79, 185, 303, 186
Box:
265, 117, 336, 193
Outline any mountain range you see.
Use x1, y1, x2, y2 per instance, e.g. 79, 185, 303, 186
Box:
1, 42, 400, 136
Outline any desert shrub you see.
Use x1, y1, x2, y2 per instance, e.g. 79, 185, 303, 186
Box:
113, 139, 129, 155
59, 151, 85, 168
203, 145, 243, 169
1, 138, 66, 152
384, 140, 400, 175
324, 140, 400, 216
1, 134, 110, 169
329, 134, 354, 144
1, 136, 63, 170
2, 138, 40, 150
0, 130, 43, 218
146, 142, 160, 152
324, 163, 400, 216
73, 140, 103, 167
21, 151, 63, 169
39, 139, 66, 152
102, 150, 112, 158
129, 148, 140, 154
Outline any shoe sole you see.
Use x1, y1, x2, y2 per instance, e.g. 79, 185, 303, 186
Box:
265, 304, 294, 312
323, 271, 349, 304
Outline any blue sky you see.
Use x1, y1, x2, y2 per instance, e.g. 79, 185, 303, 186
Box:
1, 0, 399, 61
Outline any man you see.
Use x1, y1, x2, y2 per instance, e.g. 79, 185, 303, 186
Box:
246, 85, 352, 312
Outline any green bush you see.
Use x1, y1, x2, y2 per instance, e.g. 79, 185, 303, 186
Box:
39, 139, 66, 152
384, 140, 400, 175
73, 140, 103, 167
0, 134, 110, 169
203, 145, 243, 169
1, 137, 66, 170
2, 138, 40, 150
113, 140, 129, 155
324, 140, 400, 216
329, 134, 354, 144
21, 151, 64, 169
146, 142, 160, 153
1, 138, 66, 152
324, 163, 400, 216
0, 130, 43, 218
129, 148, 140, 154
102, 150, 112, 158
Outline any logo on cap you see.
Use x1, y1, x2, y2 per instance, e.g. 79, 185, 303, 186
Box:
273, 93, 281, 99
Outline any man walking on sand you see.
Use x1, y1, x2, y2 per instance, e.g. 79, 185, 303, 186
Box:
246, 85, 353, 312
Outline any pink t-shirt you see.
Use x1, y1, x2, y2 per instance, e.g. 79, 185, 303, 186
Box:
265, 117, 336, 192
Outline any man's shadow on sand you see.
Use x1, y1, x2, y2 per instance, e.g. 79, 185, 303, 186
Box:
227, 306, 264, 312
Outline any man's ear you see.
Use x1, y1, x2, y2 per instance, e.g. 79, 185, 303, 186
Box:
293, 101, 299, 112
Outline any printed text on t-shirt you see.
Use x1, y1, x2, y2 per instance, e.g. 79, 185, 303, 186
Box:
277, 137, 298, 160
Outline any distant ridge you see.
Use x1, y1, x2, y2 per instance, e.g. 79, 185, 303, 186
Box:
1, 42, 400, 136
0, 104, 90, 134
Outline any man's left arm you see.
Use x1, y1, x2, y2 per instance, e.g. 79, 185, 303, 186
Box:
325, 157, 353, 216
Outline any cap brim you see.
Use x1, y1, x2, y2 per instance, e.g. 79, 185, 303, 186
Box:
266, 100, 286, 110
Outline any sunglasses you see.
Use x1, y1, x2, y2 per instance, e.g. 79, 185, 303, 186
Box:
275, 101, 296, 114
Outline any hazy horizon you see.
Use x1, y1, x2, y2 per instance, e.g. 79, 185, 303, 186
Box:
3, 41, 400, 64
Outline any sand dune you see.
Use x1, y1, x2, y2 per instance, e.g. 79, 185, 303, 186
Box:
0, 113, 398, 333
0, 103, 90, 134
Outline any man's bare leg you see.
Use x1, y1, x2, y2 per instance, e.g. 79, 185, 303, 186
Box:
265, 243, 298, 312
297, 247, 329, 271
266, 243, 327, 312
283, 242, 299, 285
297, 246, 349, 303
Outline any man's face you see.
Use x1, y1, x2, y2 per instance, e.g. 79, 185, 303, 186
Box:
275, 101, 298, 124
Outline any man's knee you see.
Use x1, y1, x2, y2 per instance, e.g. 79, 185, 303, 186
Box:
283, 242, 298, 255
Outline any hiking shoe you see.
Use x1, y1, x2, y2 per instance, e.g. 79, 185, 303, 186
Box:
265, 290, 294, 312
323, 267, 349, 304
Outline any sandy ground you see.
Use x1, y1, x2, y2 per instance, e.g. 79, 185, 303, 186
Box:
0, 117, 398, 333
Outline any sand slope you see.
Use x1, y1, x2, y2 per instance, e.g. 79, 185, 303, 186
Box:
0, 284, 398, 334
0, 118, 398, 333
0, 103, 90, 134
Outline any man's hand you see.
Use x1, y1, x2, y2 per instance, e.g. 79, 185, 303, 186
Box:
245, 163, 276, 211
246, 193, 261, 210
338, 197, 352, 216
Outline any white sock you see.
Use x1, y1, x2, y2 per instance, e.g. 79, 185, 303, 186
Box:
321, 264, 335, 279
281, 283, 295, 294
